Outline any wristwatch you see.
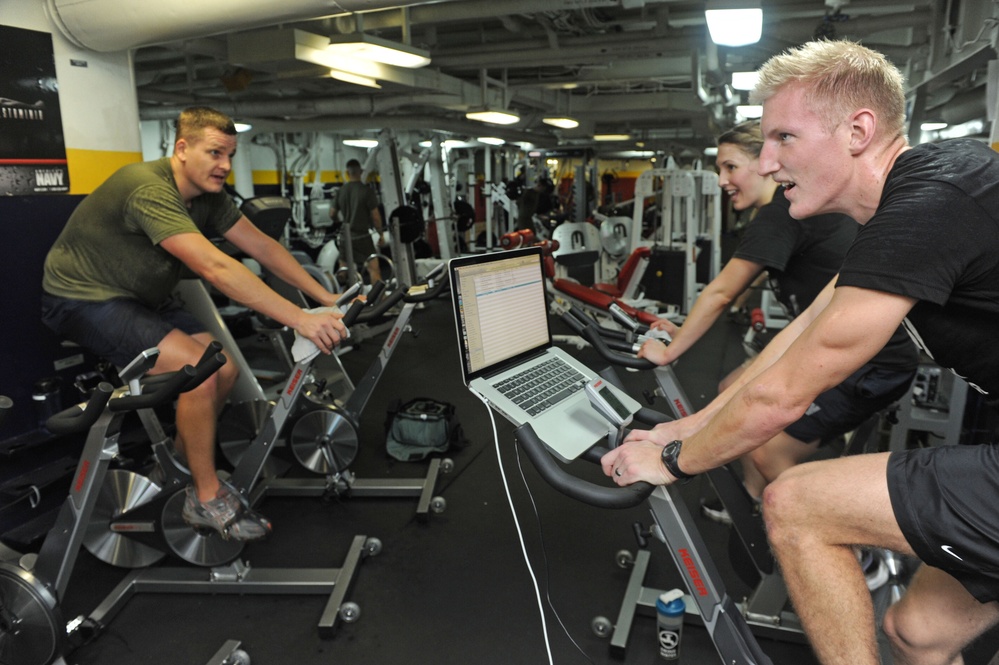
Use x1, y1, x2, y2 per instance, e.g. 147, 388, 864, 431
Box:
661, 440, 695, 483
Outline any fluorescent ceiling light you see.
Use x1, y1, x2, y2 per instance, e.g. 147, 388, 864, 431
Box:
704, 146, 719, 157
731, 71, 760, 91
543, 116, 579, 129
705, 2, 763, 47
466, 109, 521, 125
477, 136, 505, 145
442, 139, 471, 149
920, 121, 948, 131
936, 119, 984, 139
593, 133, 631, 141
613, 150, 654, 158
234, 122, 253, 133
342, 139, 379, 148
737, 104, 763, 119
330, 70, 381, 89
326, 32, 431, 69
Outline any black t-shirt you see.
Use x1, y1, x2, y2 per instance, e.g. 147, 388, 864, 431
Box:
735, 187, 917, 370
837, 139, 999, 398
735, 187, 856, 316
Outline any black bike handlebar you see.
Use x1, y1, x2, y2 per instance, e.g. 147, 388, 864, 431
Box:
558, 309, 656, 370
136, 341, 226, 394
514, 423, 655, 509
45, 382, 115, 435
341, 297, 367, 327
365, 281, 387, 304
180, 351, 227, 393
109, 365, 197, 412
402, 272, 450, 303
580, 325, 656, 370
356, 287, 407, 323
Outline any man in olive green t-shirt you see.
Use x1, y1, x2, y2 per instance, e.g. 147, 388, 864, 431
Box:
329, 158, 385, 283
42, 107, 349, 541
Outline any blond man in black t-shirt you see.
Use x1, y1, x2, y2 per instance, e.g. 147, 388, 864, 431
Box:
603, 41, 999, 665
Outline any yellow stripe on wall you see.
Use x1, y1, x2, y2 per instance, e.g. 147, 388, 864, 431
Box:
250, 170, 346, 186
66, 148, 142, 195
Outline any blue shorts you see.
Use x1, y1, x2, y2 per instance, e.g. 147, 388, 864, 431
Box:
41, 293, 206, 368
783, 364, 916, 444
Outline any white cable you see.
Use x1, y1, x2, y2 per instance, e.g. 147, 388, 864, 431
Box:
472, 390, 555, 665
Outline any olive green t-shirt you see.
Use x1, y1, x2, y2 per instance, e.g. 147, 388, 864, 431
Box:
334, 180, 380, 242
43, 158, 241, 307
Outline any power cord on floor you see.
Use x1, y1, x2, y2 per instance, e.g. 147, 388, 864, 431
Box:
513, 444, 597, 665
472, 390, 555, 665
473, 391, 597, 665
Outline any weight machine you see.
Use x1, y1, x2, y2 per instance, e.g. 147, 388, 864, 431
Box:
628, 168, 723, 315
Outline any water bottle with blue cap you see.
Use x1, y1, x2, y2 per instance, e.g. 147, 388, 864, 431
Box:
656, 588, 685, 662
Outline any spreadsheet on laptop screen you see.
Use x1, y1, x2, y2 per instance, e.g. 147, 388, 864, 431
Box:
453, 252, 550, 376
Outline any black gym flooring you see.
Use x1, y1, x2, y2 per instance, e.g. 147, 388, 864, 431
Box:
55, 294, 999, 665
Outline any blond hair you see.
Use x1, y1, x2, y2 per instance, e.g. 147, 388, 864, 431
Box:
174, 106, 236, 145
751, 40, 906, 142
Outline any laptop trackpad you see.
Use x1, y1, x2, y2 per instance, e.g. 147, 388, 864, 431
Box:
531, 397, 615, 463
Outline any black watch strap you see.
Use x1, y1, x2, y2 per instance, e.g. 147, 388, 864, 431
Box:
661, 440, 695, 482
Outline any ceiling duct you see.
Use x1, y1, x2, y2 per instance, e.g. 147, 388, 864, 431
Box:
44, 0, 454, 52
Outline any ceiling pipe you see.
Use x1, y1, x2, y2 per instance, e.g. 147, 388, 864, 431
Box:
937, 85, 989, 126
326, 0, 662, 32
432, 31, 701, 70
44, 0, 462, 52
244, 115, 560, 148
332, 0, 932, 33
140, 94, 424, 122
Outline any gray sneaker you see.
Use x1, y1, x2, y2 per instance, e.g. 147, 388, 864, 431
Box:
182, 482, 272, 542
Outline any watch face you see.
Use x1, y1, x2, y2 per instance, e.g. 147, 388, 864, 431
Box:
661, 440, 691, 480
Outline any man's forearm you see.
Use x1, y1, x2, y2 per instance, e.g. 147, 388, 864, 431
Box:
203, 256, 307, 328
252, 237, 337, 306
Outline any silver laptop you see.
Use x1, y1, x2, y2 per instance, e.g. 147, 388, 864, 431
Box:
448, 247, 641, 462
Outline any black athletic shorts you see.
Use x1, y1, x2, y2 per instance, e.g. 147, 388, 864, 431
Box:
41, 293, 206, 368
888, 443, 999, 602
783, 364, 916, 444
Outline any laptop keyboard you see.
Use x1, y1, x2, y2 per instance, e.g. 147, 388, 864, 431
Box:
496, 357, 587, 416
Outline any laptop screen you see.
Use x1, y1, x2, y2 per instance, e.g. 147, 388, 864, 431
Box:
449, 247, 553, 384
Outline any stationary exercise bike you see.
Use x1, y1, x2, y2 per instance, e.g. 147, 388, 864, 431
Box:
83, 288, 367, 569
557, 301, 908, 659
555, 302, 802, 654
58, 299, 379, 647
509, 361, 775, 665
223, 267, 453, 520
0, 348, 222, 665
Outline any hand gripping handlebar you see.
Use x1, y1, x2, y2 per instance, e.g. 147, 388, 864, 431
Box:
514, 422, 655, 509
559, 310, 656, 371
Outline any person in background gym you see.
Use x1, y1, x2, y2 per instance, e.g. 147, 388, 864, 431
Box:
639, 121, 917, 552
41, 106, 349, 542
329, 158, 385, 284
602, 40, 999, 665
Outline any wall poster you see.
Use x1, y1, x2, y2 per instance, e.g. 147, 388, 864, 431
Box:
0, 25, 69, 195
